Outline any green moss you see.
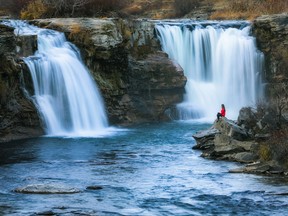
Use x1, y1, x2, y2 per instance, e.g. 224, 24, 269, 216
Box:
259, 144, 272, 161
94, 72, 113, 90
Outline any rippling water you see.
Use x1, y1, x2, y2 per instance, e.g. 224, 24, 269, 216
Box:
1, 122, 288, 215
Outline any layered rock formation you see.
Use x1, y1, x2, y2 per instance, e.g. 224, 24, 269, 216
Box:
31, 18, 186, 125
193, 107, 288, 175
0, 14, 287, 142
252, 13, 288, 110
0, 24, 43, 142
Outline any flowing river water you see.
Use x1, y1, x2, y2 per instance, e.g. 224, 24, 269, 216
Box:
1, 121, 288, 215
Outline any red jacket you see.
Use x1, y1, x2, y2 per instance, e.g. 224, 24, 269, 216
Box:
221, 108, 226, 117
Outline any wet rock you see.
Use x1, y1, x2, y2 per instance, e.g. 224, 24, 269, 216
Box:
237, 107, 257, 130
0, 23, 43, 142
16, 35, 38, 57
215, 118, 250, 141
192, 127, 219, 150
36, 210, 55, 215
86, 185, 103, 190
231, 152, 259, 163
193, 117, 259, 163
229, 161, 285, 175
0, 24, 15, 54
14, 184, 81, 194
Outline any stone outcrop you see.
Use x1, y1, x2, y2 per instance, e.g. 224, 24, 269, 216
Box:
252, 13, 288, 113
31, 18, 186, 125
193, 117, 259, 163
0, 24, 43, 142
193, 107, 288, 175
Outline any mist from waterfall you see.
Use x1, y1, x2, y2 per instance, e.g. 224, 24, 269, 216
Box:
156, 21, 264, 122
4, 21, 110, 137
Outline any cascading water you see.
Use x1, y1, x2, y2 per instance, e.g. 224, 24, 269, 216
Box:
156, 21, 264, 122
4, 21, 109, 137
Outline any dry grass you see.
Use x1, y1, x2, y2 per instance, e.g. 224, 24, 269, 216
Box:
259, 144, 272, 161
70, 23, 82, 35
20, 0, 47, 19
1, 0, 288, 20
210, 0, 288, 20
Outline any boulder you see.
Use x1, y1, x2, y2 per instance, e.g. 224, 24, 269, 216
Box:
215, 117, 250, 141
193, 117, 259, 162
14, 184, 81, 194
192, 127, 219, 150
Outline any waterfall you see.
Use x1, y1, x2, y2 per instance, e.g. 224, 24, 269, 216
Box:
156, 21, 264, 122
4, 21, 109, 137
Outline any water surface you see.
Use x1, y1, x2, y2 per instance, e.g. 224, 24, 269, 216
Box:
0, 122, 288, 215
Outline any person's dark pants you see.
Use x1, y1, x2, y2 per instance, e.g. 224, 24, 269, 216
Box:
217, 113, 222, 121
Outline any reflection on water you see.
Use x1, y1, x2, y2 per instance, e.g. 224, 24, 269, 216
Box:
0, 122, 288, 215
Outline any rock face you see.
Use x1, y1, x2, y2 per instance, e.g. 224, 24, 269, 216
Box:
0, 18, 186, 141
31, 18, 186, 125
0, 24, 43, 142
193, 107, 288, 175
252, 13, 288, 108
193, 117, 259, 163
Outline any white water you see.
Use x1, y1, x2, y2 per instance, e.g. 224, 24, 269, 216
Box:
4, 21, 109, 137
156, 21, 264, 122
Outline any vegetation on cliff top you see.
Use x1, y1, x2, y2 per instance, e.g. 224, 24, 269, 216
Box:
0, 0, 287, 20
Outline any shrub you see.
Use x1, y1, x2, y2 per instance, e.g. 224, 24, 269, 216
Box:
267, 128, 288, 167
20, 0, 47, 19
211, 0, 288, 20
0, 0, 32, 17
174, 0, 200, 17
259, 143, 272, 161
257, 125, 288, 169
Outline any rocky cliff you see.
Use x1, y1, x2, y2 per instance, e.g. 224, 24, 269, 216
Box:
252, 13, 288, 109
0, 18, 186, 141
0, 24, 43, 142
0, 14, 287, 142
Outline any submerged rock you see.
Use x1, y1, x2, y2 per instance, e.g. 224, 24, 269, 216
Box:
86, 185, 103, 190
14, 184, 81, 194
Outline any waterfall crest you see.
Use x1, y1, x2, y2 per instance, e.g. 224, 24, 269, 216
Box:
156, 21, 264, 122
5, 21, 109, 137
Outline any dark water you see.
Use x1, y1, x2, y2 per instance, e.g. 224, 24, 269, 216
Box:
0, 122, 288, 215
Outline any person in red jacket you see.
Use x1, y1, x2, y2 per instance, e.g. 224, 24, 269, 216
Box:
217, 104, 226, 121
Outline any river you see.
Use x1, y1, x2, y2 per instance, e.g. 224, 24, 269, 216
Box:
1, 121, 288, 215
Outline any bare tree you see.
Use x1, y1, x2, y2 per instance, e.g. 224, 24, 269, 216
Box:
42, 0, 91, 16
270, 83, 288, 127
